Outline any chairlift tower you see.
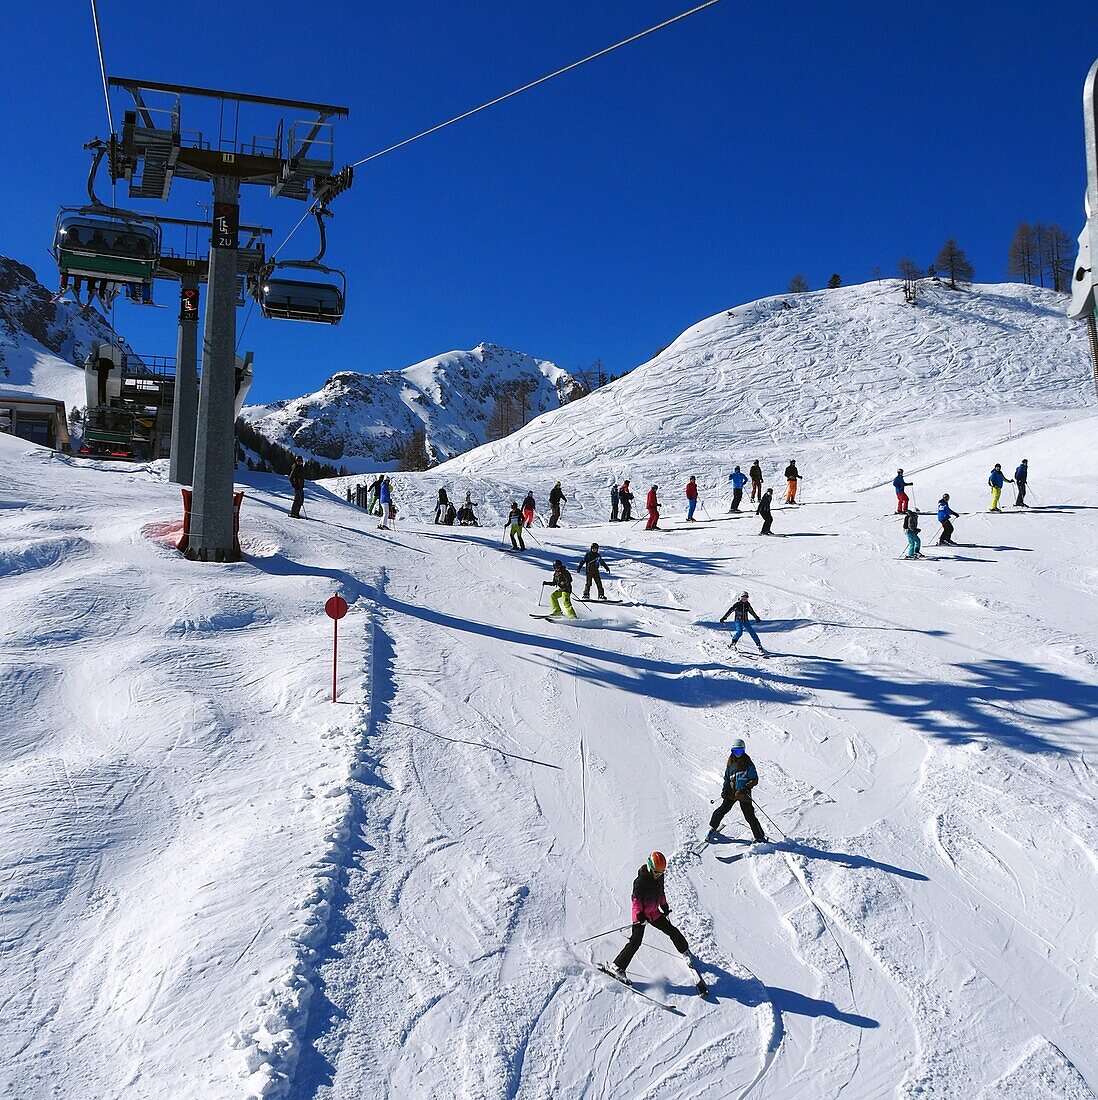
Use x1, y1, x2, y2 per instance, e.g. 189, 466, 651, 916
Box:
107, 78, 349, 561
152, 215, 271, 484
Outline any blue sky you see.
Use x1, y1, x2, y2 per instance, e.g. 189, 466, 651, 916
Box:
3, 2, 1093, 403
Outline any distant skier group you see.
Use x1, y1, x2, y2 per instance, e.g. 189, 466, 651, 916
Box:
893, 458, 1032, 558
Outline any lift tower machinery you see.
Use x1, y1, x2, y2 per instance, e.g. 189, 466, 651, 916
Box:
106, 78, 351, 561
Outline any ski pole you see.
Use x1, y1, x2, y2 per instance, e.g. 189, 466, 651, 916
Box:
572, 925, 633, 946
538, 585, 544, 606
701, 502, 712, 521
754, 801, 789, 841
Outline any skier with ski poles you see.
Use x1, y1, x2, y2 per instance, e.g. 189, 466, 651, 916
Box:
903, 509, 923, 558
506, 502, 526, 551
784, 459, 801, 504
645, 485, 661, 530
619, 480, 634, 522
288, 456, 306, 519
606, 852, 706, 994
1014, 459, 1029, 507
937, 494, 960, 545
728, 466, 748, 512
522, 491, 537, 528
685, 476, 699, 522
708, 738, 767, 842
988, 464, 1012, 512
577, 543, 611, 600
549, 481, 567, 528
719, 590, 766, 654
542, 560, 578, 618
893, 469, 913, 513
757, 487, 775, 535
749, 460, 764, 503
610, 483, 620, 522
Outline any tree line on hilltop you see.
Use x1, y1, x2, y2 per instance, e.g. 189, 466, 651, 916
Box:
787, 220, 1075, 299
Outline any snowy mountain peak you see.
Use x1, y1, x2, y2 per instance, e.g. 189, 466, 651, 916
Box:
241, 342, 586, 470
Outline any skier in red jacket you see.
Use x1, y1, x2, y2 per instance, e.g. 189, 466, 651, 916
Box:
685, 476, 699, 522
645, 485, 660, 530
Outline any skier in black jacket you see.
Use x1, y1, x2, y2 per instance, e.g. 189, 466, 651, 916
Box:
289, 457, 306, 519
708, 738, 766, 841
608, 852, 694, 982
619, 480, 634, 522
542, 560, 577, 617
548, 482, 567, 528
577, 543, 610, 600
757, 488, 774, 535
719, 591, 765, 653
434, 487, 449, 524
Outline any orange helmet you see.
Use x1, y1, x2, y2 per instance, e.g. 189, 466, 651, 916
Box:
647, 851, 667, 875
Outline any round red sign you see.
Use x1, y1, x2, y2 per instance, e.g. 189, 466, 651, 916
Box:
325, 594, 349, 620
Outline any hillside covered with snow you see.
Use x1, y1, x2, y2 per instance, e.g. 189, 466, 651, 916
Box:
0, 255, 130, 413
1, 275, 1095, 1100
240, 343, 585, 472
416, 281, 1093, 522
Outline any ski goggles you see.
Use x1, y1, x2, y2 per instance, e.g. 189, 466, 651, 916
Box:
731, 747, 745, 757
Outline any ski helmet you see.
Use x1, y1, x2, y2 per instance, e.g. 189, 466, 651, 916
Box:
897, 468, 904, 474
553, 559, 563, 567
647, 851, 667, 875
741, 591, 749, 598
591, 543, 599, 550
731, 738, 746, 756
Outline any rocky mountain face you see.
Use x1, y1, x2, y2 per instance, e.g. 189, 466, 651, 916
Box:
241, 342, 586, 471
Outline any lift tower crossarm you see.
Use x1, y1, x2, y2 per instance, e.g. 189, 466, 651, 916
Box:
108, 77, 348, 118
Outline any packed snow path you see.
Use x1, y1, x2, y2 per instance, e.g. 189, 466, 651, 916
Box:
0, 415, 1095, 1098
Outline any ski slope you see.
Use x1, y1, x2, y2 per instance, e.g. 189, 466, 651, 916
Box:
1, 409, 1095, 1099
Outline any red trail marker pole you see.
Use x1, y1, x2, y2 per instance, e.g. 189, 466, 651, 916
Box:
325, 594, 349, 702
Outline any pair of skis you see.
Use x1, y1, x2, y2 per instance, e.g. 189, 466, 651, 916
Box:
595, 952, 709, 1014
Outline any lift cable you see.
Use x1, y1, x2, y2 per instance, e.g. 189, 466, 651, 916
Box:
89, 0, 115, 135
270, 0, 724, 261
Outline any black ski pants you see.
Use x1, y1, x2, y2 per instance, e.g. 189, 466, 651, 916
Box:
759, 515, 773, 535
1015, 483, 1027, 506
610, 501, 619, 521
939, 519, 954, 544
710, 792, 765, 841
614, 916, 688, 971
730, 488, 743, 512
549, 503, 561, 527
621, 500, 632, 521
290, 487, 304, 518
583, 570, 605, 599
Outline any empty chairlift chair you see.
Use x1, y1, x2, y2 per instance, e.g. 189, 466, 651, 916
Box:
258, 262, 345, 324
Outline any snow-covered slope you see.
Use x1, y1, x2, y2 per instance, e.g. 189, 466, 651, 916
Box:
0, 255, 130, 412
1, 280, 1096, 1100
432, 281, 1092, 512
240, 343, 584, 472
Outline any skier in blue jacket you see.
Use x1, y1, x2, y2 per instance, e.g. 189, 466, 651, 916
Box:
937, 494, 959, 545
1014, 460, 1029, 507
893, 469, 913, 513
708, 738, 766, 842
728, 466, 749, 512
988, 464, 1012, 511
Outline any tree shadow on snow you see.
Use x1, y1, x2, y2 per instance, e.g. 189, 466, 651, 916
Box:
739, 656, 1095, 755
377, 594, 799, 708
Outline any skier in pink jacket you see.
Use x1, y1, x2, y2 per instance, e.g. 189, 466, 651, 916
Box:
607, 851, 693, 980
